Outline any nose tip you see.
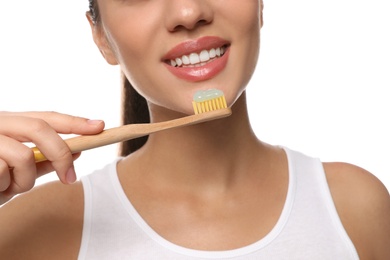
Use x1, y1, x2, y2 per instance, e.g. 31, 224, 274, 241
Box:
166, 2, 213, 32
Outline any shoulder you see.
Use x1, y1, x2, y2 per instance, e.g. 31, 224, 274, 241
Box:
0, 180, 84, 259
323, 162, 390, 259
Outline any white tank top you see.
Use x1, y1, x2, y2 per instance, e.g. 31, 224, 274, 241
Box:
78, 148, 359, 259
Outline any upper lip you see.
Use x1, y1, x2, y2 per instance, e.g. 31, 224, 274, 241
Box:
162, 36, 230, 61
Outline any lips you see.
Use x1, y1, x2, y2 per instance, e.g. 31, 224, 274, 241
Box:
162, 36, 230, 82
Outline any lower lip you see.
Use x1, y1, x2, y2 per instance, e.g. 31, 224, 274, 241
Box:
164, 48, 230, 82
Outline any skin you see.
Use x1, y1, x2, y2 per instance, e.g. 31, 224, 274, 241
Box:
0, 112, 104, 204
0, 0, 389, 259
93, 0, 261, 116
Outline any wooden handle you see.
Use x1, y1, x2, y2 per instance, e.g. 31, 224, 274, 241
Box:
32, 108, 232, 163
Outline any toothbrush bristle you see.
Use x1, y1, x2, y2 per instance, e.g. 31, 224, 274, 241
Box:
192, 90, 227, 114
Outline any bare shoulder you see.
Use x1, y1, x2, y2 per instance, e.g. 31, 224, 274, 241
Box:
323, 162, 390, 259
0, 180, 84, 259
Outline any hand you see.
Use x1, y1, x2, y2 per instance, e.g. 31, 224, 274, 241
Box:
0, 111, 104, 204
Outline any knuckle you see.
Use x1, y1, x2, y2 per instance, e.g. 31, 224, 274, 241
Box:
17, 147, 35, 164
54, 145, 72, 162
12, 172, 36, 194
46, 111, 63, 121
30, 118, 50, 134
68, 115, 84, 132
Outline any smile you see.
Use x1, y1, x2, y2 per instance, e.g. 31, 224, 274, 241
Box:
167, 45, 227, 68
163, 36, 231, 82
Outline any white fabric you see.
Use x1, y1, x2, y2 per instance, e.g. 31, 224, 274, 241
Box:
78, 148, 359, 259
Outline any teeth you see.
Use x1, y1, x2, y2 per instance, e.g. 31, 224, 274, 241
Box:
169, 46, 226, 67
189, 53, 200, 65
216, 48, 221, 57
209, 48, 216, 59
175, 58, 183, 66
182, 55, 190, 65
199, 50, 210, 62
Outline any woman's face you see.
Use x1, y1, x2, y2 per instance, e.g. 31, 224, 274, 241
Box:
93, 0, 262, 115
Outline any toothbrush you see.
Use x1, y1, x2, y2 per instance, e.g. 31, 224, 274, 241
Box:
32, 89, 231, 162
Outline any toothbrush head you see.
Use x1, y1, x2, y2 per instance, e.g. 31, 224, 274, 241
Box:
192, 89, 227, 115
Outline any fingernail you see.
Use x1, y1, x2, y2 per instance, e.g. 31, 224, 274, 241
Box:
66, 166, 77, 184
87, 119, 103, 125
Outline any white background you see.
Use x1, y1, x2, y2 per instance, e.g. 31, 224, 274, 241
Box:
0, 1, 389, 191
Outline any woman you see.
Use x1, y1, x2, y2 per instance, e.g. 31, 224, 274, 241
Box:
0, 0, 389, 259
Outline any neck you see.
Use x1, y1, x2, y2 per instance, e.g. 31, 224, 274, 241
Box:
119, 92, 270, 193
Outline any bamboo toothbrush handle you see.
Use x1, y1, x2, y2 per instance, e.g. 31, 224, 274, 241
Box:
32, 108, 232, 163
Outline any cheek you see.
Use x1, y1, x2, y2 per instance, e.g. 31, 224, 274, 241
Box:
99, 2, 161, 67
221, 1, 261, 99
106, 21, 155, 65
112, 34, 174, 112
100, 7, 165, 96
231, 2, 260, 45
219, 0, 261, 30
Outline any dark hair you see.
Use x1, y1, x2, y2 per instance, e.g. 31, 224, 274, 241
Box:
88, 0, 100, 25
119, 73, 150, 156
88, 0, 150, 156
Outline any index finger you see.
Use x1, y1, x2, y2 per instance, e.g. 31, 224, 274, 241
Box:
0, 111, 104, 135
